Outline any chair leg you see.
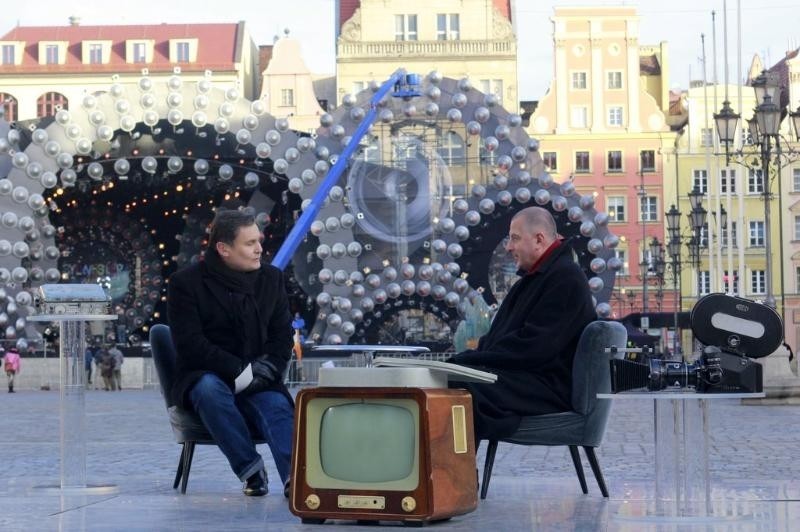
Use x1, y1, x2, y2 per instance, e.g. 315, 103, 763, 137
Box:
583, 446, 609, 498
480, 440, 499, 500
173, 444, 187, 490
568, 445, 588, 495
180, 441, 196, 494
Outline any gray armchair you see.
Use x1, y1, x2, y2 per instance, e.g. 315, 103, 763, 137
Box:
149, 324, 266, 493
480, 320, 627, 499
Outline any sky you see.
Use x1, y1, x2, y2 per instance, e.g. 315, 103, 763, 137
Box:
2, 0, 798, 101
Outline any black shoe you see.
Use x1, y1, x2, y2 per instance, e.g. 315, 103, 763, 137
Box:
243, 469, 268, 497
284, 478, 291, 499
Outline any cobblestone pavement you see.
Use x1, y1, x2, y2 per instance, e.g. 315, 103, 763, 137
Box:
0, 389, 798, 531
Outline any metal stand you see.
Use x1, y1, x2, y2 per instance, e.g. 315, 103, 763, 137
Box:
31, 314, 118, 494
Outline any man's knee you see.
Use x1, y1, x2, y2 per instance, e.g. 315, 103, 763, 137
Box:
190, 373, 231, 402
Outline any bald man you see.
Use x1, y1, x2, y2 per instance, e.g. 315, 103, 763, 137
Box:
450, 206, 596, 441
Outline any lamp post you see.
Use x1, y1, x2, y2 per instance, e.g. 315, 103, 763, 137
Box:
714, 70, 800, 308
638, 182, 649, 314
664, 194, 707, 357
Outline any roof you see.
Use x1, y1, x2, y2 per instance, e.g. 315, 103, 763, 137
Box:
639, 54, 661, 75
338, 0, 512, 30
0, 23, 243, 74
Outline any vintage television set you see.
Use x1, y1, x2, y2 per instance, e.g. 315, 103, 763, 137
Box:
289, 364, 489, 525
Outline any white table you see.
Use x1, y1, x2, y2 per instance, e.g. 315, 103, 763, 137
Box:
599, 391, 764, 520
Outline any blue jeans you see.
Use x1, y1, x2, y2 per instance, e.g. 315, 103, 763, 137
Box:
188, 373, 293, 483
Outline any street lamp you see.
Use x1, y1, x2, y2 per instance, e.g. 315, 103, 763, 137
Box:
714, 69, 800, 309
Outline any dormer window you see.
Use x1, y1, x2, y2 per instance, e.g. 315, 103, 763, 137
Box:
2, 44, 14, 65
125, 40, 154, 64
133, 43, 146, 63
38, 41, 68, 65
169, 38, 197, 63
0, 42, 24, 65
81, 40, 112, 64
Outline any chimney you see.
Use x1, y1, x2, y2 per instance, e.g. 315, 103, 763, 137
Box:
69, 16, 81, 26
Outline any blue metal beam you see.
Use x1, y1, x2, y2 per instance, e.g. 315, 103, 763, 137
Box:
271, 69, 407, 270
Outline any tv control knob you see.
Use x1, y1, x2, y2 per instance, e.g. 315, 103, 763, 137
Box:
401, 496, 416, 512
305, 494, 320, 510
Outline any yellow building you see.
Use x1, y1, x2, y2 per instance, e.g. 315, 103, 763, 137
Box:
0, 18, 259, 122
335, 0, 517, 108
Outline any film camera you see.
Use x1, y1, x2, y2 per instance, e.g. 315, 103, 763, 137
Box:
610, 294, 783, 393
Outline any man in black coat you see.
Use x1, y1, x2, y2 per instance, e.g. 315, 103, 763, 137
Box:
450, 206, 596, 441
168, 209, 294, 497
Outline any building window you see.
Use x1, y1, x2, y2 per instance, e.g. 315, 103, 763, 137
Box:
640, 150, 655, 172
607, 150, 623, 172
720, 168, 737, 193
88, 44, 102, 64
352, 81, 365, 94
542, 151, 557, 171
575, 151, 590, 173
45, 44, 59, 64
693, 169, 708, 194
796, 266, 800, 292
607, 71, 623, 89
479, 144, 496, 166
280, 89, 294, 106
748, 168, 764, 194
793, 168, 800, 192
2, 44, 15, 65
749, 220, 764, 247
479, 79, 503, 105
571, 106, 588, 128
700, 128, 713, 147
614, 249, 628, 276
37, 91, 68, 118
176, 42, 190, 63
641, 196, 658, 222
437, 131, 465, 165
721, 222, 737, 248
698, 224, 709, 247
608, 106, 623, 126
395, 14, 418, 41
133, 42, 146, 63
359, 137, 381, 163
750, 270, 766, 294
571, 72, 587, 90
698, 271, 711, 295
0, 92, 17, 122
607, 196, 626, 222
795, 215, 800, 240
436, 14, 459, 40
724, 270, 739, 295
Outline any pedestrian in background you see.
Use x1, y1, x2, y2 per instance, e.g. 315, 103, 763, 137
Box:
4, 347, 21, 393
109, 345, 124, 391
99, 348, 115, 391
85, 344, 98, 389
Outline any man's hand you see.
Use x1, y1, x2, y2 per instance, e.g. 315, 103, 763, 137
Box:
252, 358, 279, 383
241, 357, 279, 395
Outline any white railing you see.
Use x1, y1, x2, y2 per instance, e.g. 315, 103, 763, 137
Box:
338, 39, 516, 59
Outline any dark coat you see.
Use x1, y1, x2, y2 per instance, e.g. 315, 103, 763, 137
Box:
167, 260, 293, 409
451, 242, 596, 440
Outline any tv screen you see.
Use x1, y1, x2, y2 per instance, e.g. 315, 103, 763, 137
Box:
304, 397, 420, 491
320, 403, 415, 483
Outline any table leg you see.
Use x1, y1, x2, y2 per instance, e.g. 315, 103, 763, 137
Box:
654, 398, 681, 515
682, 398, 710, 515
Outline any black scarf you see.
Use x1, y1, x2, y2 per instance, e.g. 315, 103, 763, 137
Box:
203, 248, 263, 360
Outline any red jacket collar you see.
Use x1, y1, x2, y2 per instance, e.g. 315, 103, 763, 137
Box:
526, 238, 563, 275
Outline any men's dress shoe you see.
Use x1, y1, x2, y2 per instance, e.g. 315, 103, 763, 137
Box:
243, 469, 268, 497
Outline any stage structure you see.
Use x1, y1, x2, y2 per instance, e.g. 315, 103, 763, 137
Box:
0, 69, 620, 348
